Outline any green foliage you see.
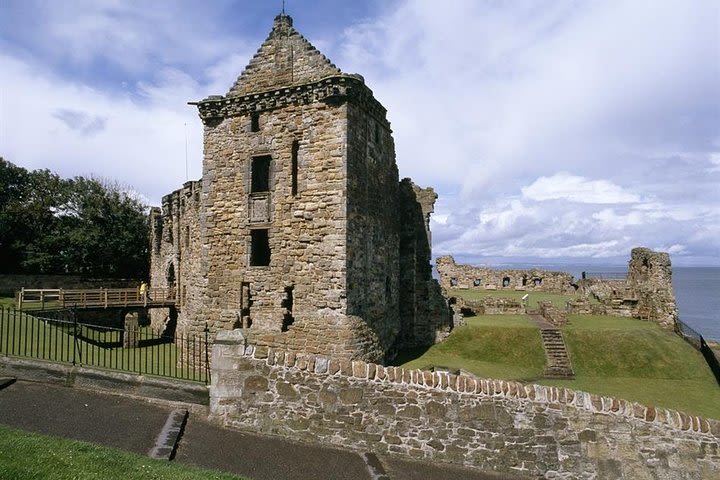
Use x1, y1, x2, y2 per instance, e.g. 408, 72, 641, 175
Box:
0, 425, 247, 480
0, 158, 148, 278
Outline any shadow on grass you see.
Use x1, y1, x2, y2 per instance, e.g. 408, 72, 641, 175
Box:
389, 346, 432, 367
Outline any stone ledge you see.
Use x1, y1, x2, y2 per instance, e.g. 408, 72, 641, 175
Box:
0, 355, 209, 406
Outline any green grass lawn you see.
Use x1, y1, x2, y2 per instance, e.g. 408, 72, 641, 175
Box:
447, 288, 582, 309
540, 314, 720, 419
396, 314, 546, 381
0, 424, 247, 480
398, 303, 720, 419
0, 296, 16, 309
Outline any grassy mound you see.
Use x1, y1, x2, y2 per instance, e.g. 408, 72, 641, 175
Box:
398, 308, 720, 419
541, 314, 720, 419
396, 314, 546, 381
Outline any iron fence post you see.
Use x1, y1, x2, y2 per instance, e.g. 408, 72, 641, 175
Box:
204, 322, 210, 384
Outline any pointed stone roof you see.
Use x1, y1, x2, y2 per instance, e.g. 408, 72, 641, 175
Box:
227, 14, 342, 96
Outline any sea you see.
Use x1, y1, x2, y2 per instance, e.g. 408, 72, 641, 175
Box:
452, 263, 720, 341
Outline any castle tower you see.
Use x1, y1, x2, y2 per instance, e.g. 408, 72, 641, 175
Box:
150, 14, 451, 363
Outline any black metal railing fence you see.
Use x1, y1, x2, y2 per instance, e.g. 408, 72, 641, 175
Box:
676, 318, 720, 387
0, 306, 210, 383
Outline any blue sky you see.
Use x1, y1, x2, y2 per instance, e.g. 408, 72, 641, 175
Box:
1, 0, 718, 266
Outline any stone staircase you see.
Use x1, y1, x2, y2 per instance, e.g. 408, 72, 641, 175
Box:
528, 314, 575, 379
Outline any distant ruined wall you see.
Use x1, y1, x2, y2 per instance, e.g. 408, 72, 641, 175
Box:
436, 256, 576, 294
210, 334, 720, 480
573, 248, 679, 328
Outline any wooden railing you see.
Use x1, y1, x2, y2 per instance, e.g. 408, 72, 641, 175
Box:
17, 288, 177, 310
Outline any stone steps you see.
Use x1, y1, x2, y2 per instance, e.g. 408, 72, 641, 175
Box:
528, 314, 575, 379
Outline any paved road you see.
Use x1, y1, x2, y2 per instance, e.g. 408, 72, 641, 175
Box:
0, 379, 519, 480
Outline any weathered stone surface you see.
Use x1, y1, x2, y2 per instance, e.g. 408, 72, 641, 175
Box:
571, 247, 679, 329
210, 340, 720, 480
436, 256, 576, 294
148, 13, 453, 364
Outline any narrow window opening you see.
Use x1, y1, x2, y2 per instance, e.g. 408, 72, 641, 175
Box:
153, 217, 162, 254
450, 278, 458, 287
374, 122, 380, 143
522, 275, 527, 286
241, 282, 252, 328
502, 276, 511, 288
473, 278, 481, 287
250, 229, 271, 266
385, 276, 391, 298
291, 140, 299, 196
181, 285, 187, 306
251, 155, 271, 193
281, 285, 294, 332
251, 112, 260, 132
184, 225, 190, 247
533, 278, 542, 286
166, 263, 176, 290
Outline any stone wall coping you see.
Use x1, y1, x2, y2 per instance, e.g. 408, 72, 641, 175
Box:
193, 74, 388, 127
216, 339, 720, 438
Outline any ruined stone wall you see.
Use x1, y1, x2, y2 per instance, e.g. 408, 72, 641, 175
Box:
344, 96, 400, 359
456, 297, 525, 316
627, 247, 678, 327
436, 256, 575, 294
397, 181, 453, 348
148, 180, 201, 334
574, 248, 679, 328
210, 335, 720, 480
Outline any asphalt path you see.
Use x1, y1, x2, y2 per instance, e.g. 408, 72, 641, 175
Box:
0, 379, 520, 480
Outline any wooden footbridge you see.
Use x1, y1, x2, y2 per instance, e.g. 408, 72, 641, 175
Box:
17, 287, 177, 310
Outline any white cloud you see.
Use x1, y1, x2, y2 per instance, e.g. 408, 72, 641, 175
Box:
521, 174, 641, 204
0, 54, 204, 204
1, 0, 718, 265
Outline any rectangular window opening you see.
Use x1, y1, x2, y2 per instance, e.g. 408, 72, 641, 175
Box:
291, 140, 299, 196
250, 229, 271, 266
251, 112, 260, 132
251, 155, 271, 193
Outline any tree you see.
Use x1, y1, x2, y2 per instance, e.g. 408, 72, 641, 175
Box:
0, 158, 149, 278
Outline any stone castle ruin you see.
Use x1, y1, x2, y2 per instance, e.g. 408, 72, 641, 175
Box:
149, 14, 452, 363
436, 255, 576, 294
571, 247, 679, 328
437, 248, 679, 329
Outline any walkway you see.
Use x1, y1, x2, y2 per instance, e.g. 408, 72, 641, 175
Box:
17, 287, 176, 310
0, 380, 521, 480
528, 314, 575, 379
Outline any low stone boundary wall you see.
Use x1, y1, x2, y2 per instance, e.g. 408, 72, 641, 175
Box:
210, 332, 719, 479
456, 297, 525, 315
538, 302, 567, 326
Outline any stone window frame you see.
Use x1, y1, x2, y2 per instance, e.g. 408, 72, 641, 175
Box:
250, 112, 261, 132
248, 227, 271, 267
250, 155, 273, 193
